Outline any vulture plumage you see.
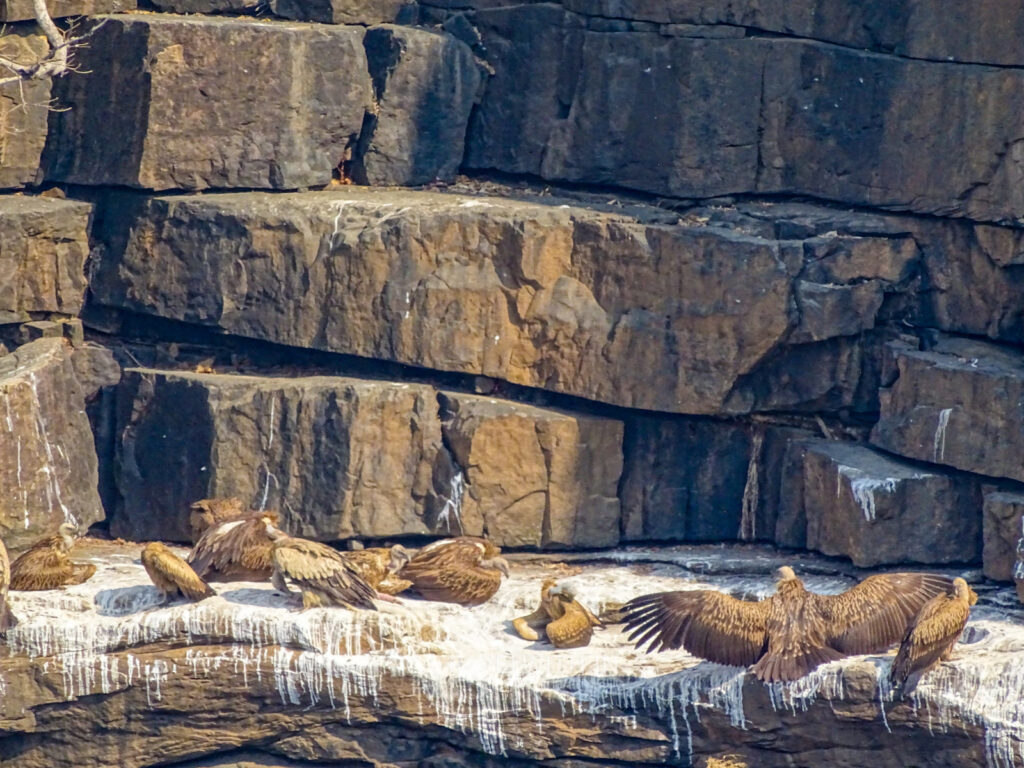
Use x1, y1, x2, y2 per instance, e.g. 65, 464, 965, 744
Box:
188, 497, 246, 543
513, 580, 602, 648
9, 524, 96, 591
0, 538, 17, 635
889, 577, 973, 696
141, 542, 216, 603
623, 565, 957, 683
400, 536, 510, 606
344, 545, 413, 596
188, 512, 278, 581
268, 530, 377, 610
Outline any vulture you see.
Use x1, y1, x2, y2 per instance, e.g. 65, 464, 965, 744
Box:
623, 565, 957, 683
513, 580, 602, 649
267, 529, 378, 610
400, 536, 510, 606
10, 524, 96, 591
188, 497, 246, 543
889, 577, 973, 696
188, 512, 279, 581
344, 545, 413, 596
0, 538, 17, 635
141, 542, 216, 604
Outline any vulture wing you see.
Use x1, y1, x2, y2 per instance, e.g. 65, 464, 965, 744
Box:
623, 590, 771, 667
0, 539, 16, 634
889, 593, 970, 691
816, 572, 954, 655
189, 517, 274, 579
273, 539, 377, 610
10, 542, 72, 591
143, 545, 215, 601
546, 601, 599, 649
402, 537, 503, 605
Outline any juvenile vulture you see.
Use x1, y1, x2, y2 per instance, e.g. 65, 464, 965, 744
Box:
513, 580, 602, 649
344, 545, 413, 596
623, 565, 957, 683
10, 524, 96, 591
141, 542, 216, 604
188, 497, 245, 543
0, 538, 17, 635
188, 512, 279, 581
400, 536, 510, 606
267, 529, 377, 610
889, 577, 973, 696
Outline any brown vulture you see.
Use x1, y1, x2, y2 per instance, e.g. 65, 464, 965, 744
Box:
188, 497, 246, 543
343, 545, 413, 596
267, 529, 378, 610
514, 580, 602, 649
188, 512, 278, 581
10, 523, 96, 591
399, 536, 510, 606
141, 542, 216, 603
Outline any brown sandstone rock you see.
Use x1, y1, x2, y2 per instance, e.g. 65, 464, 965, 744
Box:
793, 440, 980, 567
0, 196, 92, 317
0, 338, 105, 551
982, 492, 1024, 584
0, 29, 52, 189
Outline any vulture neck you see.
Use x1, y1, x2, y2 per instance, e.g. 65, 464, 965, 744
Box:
776, 576, 806, 599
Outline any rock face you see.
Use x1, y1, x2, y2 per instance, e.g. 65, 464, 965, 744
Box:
791, 440, 980, 568
983, 491, 1024, 583
872, 339, 1024, 483
0, 0, 132, 19
0, 30, 52, 189
270, 0, 414, 26
0, 338, 106, 551
0, 196, 92, 320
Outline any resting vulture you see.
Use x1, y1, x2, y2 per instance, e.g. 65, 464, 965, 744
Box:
10, 523, 96, 591
344, 545, 413, 596
400, 537, 510, 606
267, 529, 377, 610
188, 497, 245, 543
141, 542, 216, 603
0, 538, 17, 635
889, 577, 973, 696
623, 565, 956, 683
188, 512, 279, 581
514, 580, 602, 649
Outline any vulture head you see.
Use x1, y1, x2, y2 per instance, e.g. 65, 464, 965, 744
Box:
481, 555, 510, 578
388, 544, 411, 574
57, 523, 78, 552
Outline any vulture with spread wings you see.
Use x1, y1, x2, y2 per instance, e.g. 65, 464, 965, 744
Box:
400, 536, 510, 606
268, 530, 378, 610
623, 566, 957, 683
889, 576, 973, 696
142, 542, 216, 603
188, 512, 278, 581
0, 538, 17, 635
10, 524, 96, 591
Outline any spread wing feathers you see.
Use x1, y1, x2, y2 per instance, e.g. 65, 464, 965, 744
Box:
623, 590, 770, 667
546, 601, 601, 649
272, 539, 377, 610
0, 540, 16, 634
189, 517, 274, 579
10, 545, 74, 591
404, 561, 502, 606
817, 573, 955, 654
889, 594, 970, 691
142, 544, 215, 601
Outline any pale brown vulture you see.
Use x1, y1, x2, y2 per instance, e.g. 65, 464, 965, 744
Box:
623, 565, 957, 683
399, 536, 510, 606
188, 497, 245, 543
267, 529, 377, 610
141, 542, 216, 603
10, 524, 96, 591
889, 577, 973, 696
0, 538, 17, 635
188, 512, 278, 581
514, 580, 602, 649
344, 545, 413, 596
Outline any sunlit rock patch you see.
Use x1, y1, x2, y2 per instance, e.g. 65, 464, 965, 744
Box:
1, 542, 1023, 768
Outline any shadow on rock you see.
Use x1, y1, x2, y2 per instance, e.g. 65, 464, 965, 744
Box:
94, 585, 164, 616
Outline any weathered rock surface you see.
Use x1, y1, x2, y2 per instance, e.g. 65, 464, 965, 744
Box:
0, 196, 92, 320
0, 29, 52, 189
355, 26, 482, 186
786, 440, 980, 567
438, 391, 622, 548
0, 0, 132, 20
872, 339, 1024, 483
270, 0, 415, 25
43, 15, 372, 191
1, 543, 1020, 768
982, 491, 1024, 584
0, 338, 105, 551
89, 189, 924, 415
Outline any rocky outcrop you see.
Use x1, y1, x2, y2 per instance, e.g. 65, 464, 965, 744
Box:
0, 196, 92, 321
982, 491, 1024, 584
0, 29, 51, 189
270, 0, 415, 26
0, 0, 132, 19
0, 338, 107, 551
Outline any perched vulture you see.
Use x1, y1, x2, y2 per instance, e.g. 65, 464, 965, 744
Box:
188, 497, 245, 543
513, 580, 602, 649
623, 565, 957, 683
344, 545, 413, 596
889, 577, 973, 696
400, 536, 510, 606
0, 538, 17, 635
188, 512, 279, 581
141, 542, 216, 603
267, 529, 377, 610
10, 524, 96, 591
